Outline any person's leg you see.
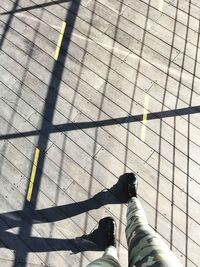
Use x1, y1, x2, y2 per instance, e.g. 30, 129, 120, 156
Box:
86, 246, 121, 267
126, 197, 183, 267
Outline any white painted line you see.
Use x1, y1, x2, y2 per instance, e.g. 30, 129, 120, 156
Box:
159, 0, 164, 12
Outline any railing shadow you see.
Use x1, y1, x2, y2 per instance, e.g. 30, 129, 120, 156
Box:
0, 0, 72, 15
0, 105, 199, 141
9, 0, 82, 265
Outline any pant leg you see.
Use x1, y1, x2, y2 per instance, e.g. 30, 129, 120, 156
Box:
126, 198, 183, 267
86, 246, 121, 267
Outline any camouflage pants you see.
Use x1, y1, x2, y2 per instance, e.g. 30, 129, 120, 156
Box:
86, 246, 120, 267
87, 198, 183, 267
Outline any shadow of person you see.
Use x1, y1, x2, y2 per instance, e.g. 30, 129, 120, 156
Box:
0, 173, 135, 255
0, 217, 115, 265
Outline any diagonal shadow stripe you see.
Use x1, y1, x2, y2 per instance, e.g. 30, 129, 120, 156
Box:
0, 0, 20, 49
0, 0, 72, 15
0, 105, 200, 141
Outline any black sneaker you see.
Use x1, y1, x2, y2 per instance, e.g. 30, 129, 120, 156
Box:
107, 173, 138, 203
99, 216, 117, 248
81, 217, 117, 250
126, 172, 138, 198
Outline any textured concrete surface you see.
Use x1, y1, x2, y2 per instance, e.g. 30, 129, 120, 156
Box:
0, 0, 200, 266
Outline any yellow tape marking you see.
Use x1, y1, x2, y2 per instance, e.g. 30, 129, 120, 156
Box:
159, 0, 164, 12
54, 21, 66, 60
141, 94, 149, 142
27, 148, 40, 202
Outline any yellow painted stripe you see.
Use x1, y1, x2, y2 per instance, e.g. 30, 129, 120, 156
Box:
141, 94, 149, 142
27, 148, 40, 202
159, 0, 164, 11
54, 21, 66, 60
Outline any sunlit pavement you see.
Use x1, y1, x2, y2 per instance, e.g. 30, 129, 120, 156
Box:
0, 0, 200, 266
